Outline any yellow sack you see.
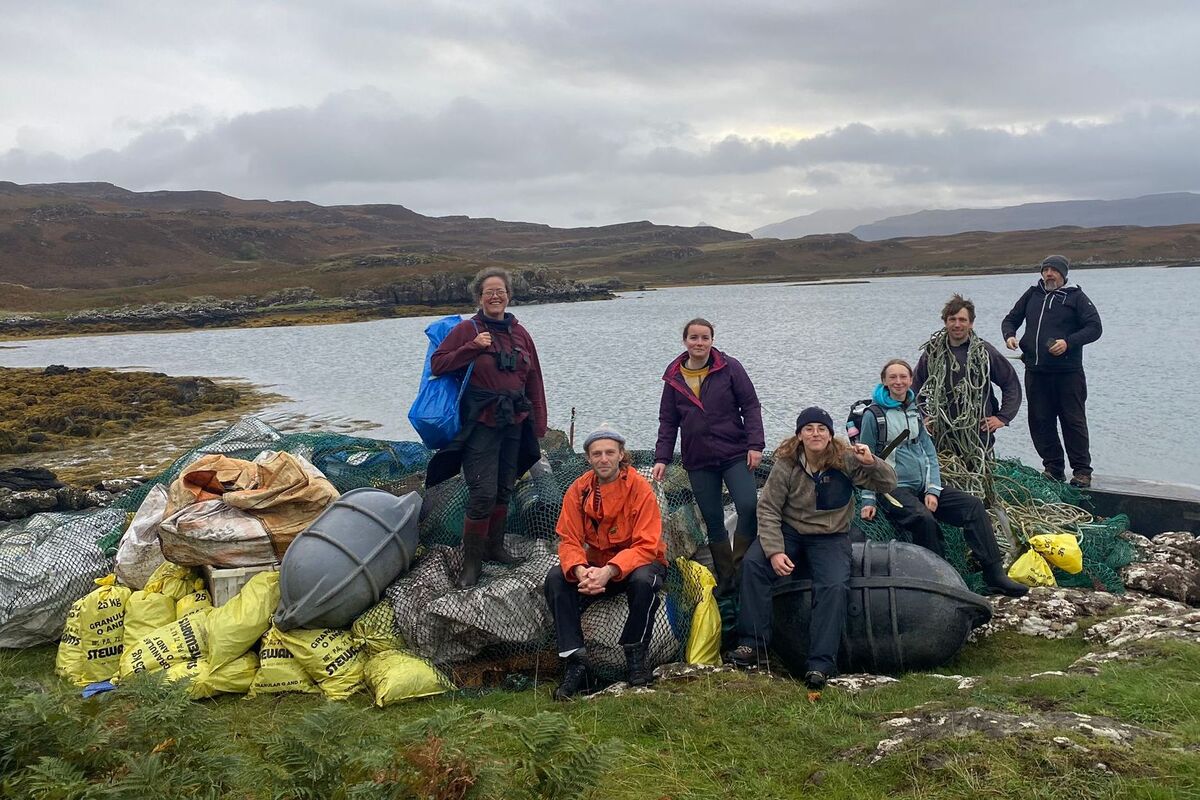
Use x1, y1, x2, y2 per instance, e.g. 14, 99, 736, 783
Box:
351, 602, 404, 655
123, 591, 177, 645
276, 627, 367, 701
78, 575, 132, 683
177, 585, 214, 618
167, 652, 259, 700
363, 650, 451, 707
1008, 549, 1057, 588
55, 598, 87, 686
1029, 533, 1084, 575
144, 562, 199, 601
206, 571, 280, 670
246, 627, 320, 697
676, 558, 721, 666
118, 607, 211, 679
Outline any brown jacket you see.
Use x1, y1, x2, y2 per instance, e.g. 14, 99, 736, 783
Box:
756, 451, 896, 557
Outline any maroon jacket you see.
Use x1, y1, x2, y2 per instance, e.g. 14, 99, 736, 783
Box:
430, 311, 547, 437
654, 348, 764, 471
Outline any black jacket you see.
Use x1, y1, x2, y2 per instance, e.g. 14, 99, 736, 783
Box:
1002, 281, 1102, 372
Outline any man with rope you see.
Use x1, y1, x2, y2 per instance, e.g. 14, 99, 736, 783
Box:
914, 294, 1022, 482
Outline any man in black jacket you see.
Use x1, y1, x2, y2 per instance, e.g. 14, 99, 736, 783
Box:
1002, 255, 1103, 487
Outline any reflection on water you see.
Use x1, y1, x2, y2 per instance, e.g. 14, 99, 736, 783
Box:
2, 266, 1195, 483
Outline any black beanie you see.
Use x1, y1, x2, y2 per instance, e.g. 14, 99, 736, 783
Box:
1040, 254, 1069, 280
795, 406, 834, 435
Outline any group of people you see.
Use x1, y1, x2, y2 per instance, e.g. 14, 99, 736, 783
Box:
423, 254, 1103, 698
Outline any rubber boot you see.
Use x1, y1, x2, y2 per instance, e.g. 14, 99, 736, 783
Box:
455, 516, 490, 589
709, 538, 737, 600
981, 561, 1029, 598
554, 651, 592, 701
483, 504, 518, 565
624, 642, 653, 687
731, 534, 753, 579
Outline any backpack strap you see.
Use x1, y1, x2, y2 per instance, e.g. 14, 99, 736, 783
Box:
865, 403, 887, 454
456, 320, 478, 406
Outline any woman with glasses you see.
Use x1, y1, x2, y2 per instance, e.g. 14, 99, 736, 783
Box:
427, 267, 548, 588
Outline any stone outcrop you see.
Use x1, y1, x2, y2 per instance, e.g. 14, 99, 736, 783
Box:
972, 587, 1192, 641
1119, 531, 1200, 606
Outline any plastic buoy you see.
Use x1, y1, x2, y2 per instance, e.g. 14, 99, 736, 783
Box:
771, 539, 992, 676
275, 489, 420, 631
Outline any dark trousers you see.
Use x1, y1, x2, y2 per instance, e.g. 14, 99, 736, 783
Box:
544, 563, 667, 655
737, 530, 851, 675
1025, 369, 1091, 476
687, 458, 759, 544
880, 486, 1001, 567
461, 423, 522, 519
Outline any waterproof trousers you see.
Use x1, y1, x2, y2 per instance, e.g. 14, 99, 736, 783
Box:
544, 563, 666, 656
737, 529, 851, 675
880, 486, 1002, 566
687, 458, 758, 545
461, 422, 522, 519
1025, 369, 1092, 477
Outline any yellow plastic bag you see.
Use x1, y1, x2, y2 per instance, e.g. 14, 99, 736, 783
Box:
246, 627, 320, 697
118, 607, 211, 679
351, 601, 404, 655
123, 590, 177, 645
144, 562, 199, 601
167, 651, 259, 700
78, 575, 133, 683
206, 570, 280, 670
676, 558, 721, 666
1008, 549, 1057, 588
363, 650, 451, 707
55, 598, 87, 686
276, 627, 367, 701
177, 585, 214, 618
1029, 533, 1084, 575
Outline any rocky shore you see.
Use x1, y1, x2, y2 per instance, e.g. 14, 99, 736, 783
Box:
0, 268, 615, 337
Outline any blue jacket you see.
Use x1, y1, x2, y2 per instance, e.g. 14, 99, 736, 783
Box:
859, 385, 942, 507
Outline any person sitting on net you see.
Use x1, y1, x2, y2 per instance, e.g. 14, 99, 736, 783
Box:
545, 426, 668, 700
726, 407, 896, 691
859, 359, 1028, 597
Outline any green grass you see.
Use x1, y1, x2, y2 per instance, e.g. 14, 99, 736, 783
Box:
2, 633, 1198, 799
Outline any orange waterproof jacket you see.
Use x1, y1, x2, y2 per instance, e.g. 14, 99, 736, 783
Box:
556, 467, 667, 581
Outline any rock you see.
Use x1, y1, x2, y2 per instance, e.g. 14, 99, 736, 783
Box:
1084, 610, 1200, 648
0, 467, 63, 491
0, 489, 58, 519
863, 707, 1165, 765
971, 588, 1192, 641
828, 674, 901, 693
98, 477, 144, 494
1155, 531, 1200, 561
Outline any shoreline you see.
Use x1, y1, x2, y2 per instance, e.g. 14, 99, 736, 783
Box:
2, 261, 1195, 342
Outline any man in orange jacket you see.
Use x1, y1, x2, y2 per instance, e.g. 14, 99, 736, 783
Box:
545, 426, 668, 700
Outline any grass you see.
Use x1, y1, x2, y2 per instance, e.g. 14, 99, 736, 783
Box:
2, 630, 1198, 799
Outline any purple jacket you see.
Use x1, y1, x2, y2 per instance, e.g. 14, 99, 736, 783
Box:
654, 348, 765, 471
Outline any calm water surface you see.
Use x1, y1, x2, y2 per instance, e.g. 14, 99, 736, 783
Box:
2, 266, 1195, 484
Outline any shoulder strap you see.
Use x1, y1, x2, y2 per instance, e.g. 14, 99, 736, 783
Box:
866, 403, 887, 452
456, 320, 478, 405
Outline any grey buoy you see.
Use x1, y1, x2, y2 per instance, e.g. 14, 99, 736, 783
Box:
275, 488, 420, 631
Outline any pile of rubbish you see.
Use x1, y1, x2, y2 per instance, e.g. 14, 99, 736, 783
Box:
2, 418, 718, 702
0, 417, 1147, 703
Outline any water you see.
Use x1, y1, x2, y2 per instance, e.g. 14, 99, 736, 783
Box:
2, 266, 1195, 483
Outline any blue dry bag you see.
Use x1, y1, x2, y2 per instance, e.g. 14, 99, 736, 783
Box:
408, 316, 476, 450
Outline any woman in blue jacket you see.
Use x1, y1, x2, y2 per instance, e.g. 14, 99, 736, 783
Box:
859, 359, 1027, 597
652, 318, 764, 599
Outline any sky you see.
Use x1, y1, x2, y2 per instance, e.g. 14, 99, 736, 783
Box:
3, 0, 1200, 232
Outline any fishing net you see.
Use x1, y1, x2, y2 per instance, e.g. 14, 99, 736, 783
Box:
2, 418, 711, 687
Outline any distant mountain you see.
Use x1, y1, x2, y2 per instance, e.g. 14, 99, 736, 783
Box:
751, 207, 916, 239
851, 192, 1200, 241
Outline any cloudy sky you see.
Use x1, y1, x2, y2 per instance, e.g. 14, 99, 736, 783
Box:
3, 1, 1199, 231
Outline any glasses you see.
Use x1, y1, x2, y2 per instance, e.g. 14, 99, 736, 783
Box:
482, 289, 508, 298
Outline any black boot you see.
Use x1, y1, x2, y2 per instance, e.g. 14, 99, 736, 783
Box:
731, 535, 753, 582
483, 504, 518, 565
455, 516, 489, 589
624, 642, 653, 687
554, 651, 592, 701
981, 561, 1029, 597
709, 538, 736, 600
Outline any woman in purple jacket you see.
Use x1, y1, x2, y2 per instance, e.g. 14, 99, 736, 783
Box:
652, 318, 764, 599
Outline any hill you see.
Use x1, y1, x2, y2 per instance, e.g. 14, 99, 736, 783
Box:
750, 206, 916, 239
851, 192, 1200, 240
